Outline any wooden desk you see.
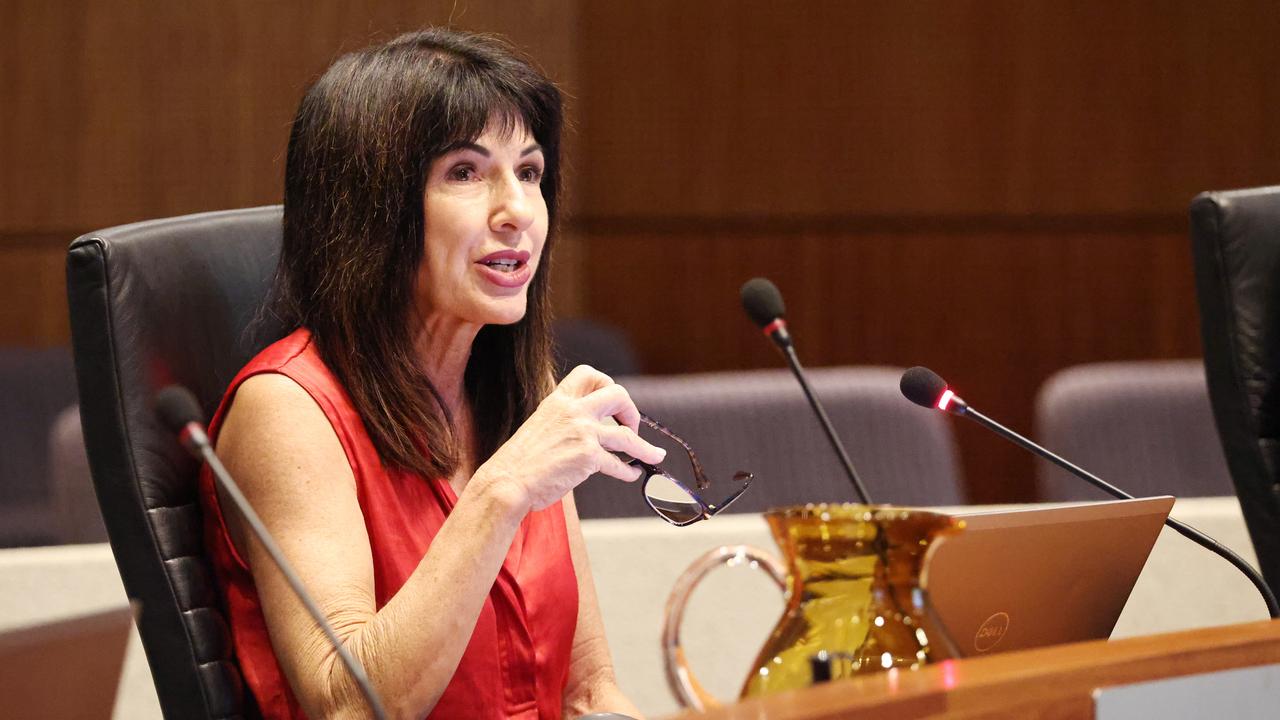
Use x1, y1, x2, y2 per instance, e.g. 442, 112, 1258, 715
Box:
669, 619, 1280, 719
588, 499, 1266, 716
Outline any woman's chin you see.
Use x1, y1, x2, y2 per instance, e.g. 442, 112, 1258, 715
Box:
479, 299, 529, 326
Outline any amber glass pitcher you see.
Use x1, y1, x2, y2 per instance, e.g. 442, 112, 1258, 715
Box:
662, 504, 962, 710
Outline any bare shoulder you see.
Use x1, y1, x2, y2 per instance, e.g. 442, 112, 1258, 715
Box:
216, 373, 355, 495
222, 372, 325, 432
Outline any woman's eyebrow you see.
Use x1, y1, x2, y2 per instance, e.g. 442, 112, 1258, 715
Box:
441, 141, 543, 157
443, 141, 489, 156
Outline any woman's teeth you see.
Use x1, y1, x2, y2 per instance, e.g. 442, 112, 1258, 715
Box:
484, 260, 520, 273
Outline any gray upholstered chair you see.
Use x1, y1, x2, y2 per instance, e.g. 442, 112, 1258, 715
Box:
1033, 360, 1233, 501
572, 366, 966, 519
47, 404, 108, 544
552, 318, 640, 378
0, 347, 80, 547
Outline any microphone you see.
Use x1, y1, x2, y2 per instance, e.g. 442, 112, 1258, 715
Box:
740, 277, 793, 348
740, 278, 872, 505
899, 366, 1280, 619
154, 386, 390, 720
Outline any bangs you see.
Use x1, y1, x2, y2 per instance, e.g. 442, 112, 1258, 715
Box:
419, 55, 556, 155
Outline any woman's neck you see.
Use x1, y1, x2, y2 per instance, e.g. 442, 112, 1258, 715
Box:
412, 316, 482, 492
411, 314, 480, 417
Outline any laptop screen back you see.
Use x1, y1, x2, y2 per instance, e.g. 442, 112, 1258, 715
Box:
921, 496, 1175, 658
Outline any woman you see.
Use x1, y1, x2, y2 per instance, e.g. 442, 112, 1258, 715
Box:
199, 29, 662, 719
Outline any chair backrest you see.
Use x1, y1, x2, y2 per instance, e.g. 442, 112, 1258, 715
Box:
66, 206, 286, 719
1034, 360, 1233, 501
1190, 185, 1280, 593
572, 366, 966, 519
0, 347, 79, 547
551, 317, 641, 378
48, 404, 108, 545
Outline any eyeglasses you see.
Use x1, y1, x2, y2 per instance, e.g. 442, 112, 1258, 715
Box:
631, 413, 753, 526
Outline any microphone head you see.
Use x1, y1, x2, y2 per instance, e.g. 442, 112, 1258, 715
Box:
900, 366, 949, 409
740, 277, 786, 328
155, 385, 204, 434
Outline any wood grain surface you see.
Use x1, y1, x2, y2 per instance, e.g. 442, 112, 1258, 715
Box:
666, 619, 1280, 720
5, 2, 1278, 499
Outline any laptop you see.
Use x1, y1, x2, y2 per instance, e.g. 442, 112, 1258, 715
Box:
921, 496, 1175, 659
0, 606, 133, 720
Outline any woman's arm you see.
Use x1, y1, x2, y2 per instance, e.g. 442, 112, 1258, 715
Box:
217, 373, 525, 719
216, 366, 663, 719
560, 492, 645, 718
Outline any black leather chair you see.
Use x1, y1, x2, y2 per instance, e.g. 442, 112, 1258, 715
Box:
67, 206, 286, 719
1190, 185, 1280, 594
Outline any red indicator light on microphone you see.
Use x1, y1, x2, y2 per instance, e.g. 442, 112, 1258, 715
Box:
937, 389, 955, 411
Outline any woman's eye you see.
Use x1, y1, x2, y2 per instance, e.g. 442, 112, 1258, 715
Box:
518, 165, 544, 183
448, 164, 477, 182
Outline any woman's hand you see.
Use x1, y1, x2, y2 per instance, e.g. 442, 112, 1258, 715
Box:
476, 365, 666, 512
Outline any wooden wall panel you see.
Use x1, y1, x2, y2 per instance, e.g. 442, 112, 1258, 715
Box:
578, 227, 1201, 502
575, 0, 1280, 219
0, 237, 70, 346
569, 1, 1276, 501
3, 2, 1275, 500
0, 1, 583, 346
1, 1, 579, 233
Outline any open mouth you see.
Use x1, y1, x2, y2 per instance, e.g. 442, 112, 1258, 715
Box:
481, 258, 524, 273
475, 250, 533, 288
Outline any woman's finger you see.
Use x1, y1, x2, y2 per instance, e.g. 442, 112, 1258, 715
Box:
556, 365, 614, 398
580, 383, 641, 431
594, 450, 645, 483
597, 424, 666, 466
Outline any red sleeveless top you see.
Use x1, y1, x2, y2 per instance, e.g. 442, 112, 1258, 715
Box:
199, 328, 579, 719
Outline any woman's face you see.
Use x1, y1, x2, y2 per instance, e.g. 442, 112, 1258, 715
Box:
418, 123, 549, 329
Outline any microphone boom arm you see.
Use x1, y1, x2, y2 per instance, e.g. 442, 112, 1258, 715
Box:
195, 428, 391, 720
957, 405, 1280, 620
781, 345, 874, 505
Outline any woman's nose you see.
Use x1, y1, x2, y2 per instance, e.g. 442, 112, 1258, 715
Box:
489, 174, 534, 235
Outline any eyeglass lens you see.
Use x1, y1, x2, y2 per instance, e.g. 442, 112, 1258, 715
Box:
643, 471, 706, 525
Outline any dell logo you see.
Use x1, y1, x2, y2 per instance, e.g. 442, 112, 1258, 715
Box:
973, 612, 1010, 652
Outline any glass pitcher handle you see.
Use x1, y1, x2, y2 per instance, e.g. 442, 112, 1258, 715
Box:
661, 544, 788, 711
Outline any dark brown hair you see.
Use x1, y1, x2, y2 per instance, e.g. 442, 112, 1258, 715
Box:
276, 28, 562, 477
